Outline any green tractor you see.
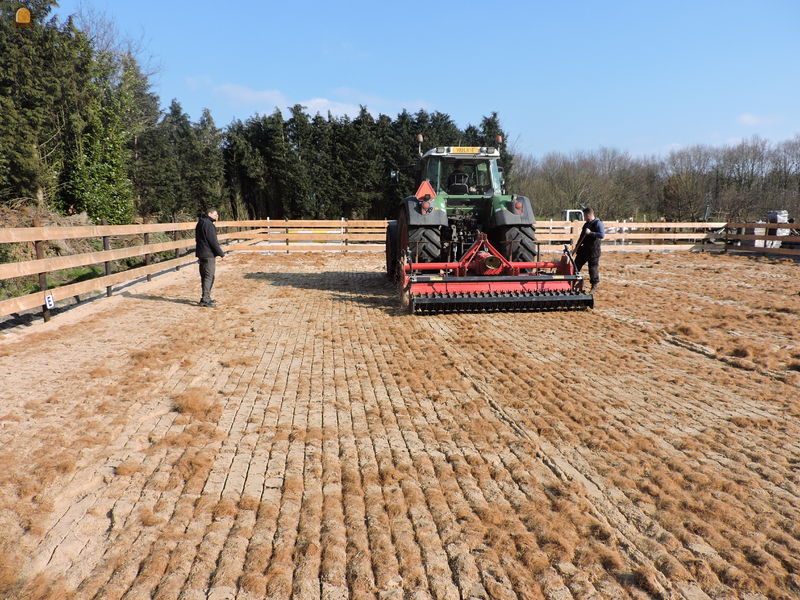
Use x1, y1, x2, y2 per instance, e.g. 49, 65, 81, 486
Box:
386, 137, 591, 313
386, 139, 537, 279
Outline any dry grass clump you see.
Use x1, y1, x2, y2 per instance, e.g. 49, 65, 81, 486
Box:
654, 552, 690, 579
172, 387, 221, 421
15, 574, 71, 600
212, 499, 237, 521
87, 366, 111, 378
595, 544, 625, 572
220, 355, 258, 368
672, 324, 704, 340
114, 461, 142, 476
128, 348, 161, 368
33, 452, 77, 478
238, 572, 267, 594
728, 416, 776, 430
238, 496, 260, 511
728, 345, 754, 359
0, 542, 23, 598
175, 447, 215, 478
139, 506, 164, 526
633, 566, 666, 599
17, 500, 52, 536
716, 563, 750, 588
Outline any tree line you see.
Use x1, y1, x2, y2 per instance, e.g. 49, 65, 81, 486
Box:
2, 3, 798, 225
514, 137, 800, 222
224, 106, 508, 220
0, 2, 508, 224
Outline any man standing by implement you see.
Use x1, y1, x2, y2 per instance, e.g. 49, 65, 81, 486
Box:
195, 207, 225, 307
574, 207, 605, 294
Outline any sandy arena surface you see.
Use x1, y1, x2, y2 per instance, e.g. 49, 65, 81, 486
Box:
0, 251, 799, 600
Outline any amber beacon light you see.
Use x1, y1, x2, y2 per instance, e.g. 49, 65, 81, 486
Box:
15, 7, 32, 28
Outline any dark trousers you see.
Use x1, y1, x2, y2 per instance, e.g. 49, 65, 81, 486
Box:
574, 251, 600, 285
198, 257, 216, 302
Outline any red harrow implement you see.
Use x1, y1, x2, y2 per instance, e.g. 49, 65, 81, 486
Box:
400, 234, 593, 314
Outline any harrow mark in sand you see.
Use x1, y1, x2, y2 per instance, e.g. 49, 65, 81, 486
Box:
401, 234, 594, 314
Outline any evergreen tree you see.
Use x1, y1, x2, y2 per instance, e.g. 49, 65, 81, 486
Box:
479, 112, 512, 182
132, 125, 178, 219
347, 106, 382, 218
159, 99, 194, 220
60, 49, 135, 224
123, 52, 161, 218
190, 108, 224, 214
427, 111, 461, 148
388, 109, 419, 202
308, 114, 335, 218
0, 4, 93, 204
284, 104, 314, 217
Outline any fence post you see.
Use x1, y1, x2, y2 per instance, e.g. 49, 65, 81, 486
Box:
32, 216, 51, 323
723, 223, 729, 253
101, 219, 112, 297
285, 218, 289, 254
144, 217, 152, 282
342, 217, 348, 254
174, 220, 181, 270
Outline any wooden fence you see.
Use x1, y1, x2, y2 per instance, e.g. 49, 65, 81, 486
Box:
533, 221, 731, 252
225, 219, 386, 253
0, 219, 797, 322
0, 219, 385, 321
723, 223, 800, 257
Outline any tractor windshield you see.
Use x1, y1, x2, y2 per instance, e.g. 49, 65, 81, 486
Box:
432, 159, 497, 195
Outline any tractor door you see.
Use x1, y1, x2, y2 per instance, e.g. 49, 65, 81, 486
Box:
423, 157, 442, 192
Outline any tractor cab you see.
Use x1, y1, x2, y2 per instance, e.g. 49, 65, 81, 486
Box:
419, 147, 504, 196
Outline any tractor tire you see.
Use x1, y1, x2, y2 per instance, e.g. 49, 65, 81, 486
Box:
494, 225, 537, 262
385, 221, 398, 280
407, 226, 442, 263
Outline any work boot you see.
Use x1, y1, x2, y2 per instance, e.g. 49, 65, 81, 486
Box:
589, 282, 599, 294
199, 299, 216, 307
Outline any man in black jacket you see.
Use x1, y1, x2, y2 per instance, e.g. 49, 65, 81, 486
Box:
574, 207, 605, 294
195, 208, 225, 307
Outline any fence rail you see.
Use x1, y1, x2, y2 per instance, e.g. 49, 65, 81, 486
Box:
1, 218, 797, 321
224, 220, 387, 253
722, 222, 800, 257
0, 219, 386, 321
532, 221, 729, 253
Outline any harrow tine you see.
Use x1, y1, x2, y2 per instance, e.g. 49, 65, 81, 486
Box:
411, 291, 594, 314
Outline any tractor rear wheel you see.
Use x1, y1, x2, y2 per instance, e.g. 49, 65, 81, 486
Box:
397, 210, 442, 263
494, 225, 537, 262
407, 226, 442, 263
395, 211, 442, 262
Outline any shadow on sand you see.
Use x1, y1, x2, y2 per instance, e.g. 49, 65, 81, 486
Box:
120, 291, 199, 307
243, 270, 405, 315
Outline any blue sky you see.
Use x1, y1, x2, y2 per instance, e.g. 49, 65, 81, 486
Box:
53, 0, 800, 158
